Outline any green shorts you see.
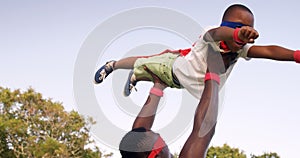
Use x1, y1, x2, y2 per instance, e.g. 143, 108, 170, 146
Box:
133, 53, 181, 88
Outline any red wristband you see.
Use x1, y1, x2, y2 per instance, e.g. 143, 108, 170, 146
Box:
150, 87, 164, 97
204, 73, 220, 85
294, 50, 300, 63
233, 28, 245, 45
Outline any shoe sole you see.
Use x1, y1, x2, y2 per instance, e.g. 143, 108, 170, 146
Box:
123, 70, 134, 97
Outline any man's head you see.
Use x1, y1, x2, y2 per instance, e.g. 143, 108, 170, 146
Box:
221, 4, 255, 52
119, 127, 173, 158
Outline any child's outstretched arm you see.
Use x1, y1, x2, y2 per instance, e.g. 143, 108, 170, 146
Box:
247, 45, 299, 62
204, 26, 259, 43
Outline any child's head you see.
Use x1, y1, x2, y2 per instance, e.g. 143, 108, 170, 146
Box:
221, 4, 255, 52
222, 4, 254, 26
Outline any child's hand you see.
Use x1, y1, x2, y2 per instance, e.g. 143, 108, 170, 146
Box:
238, 26, 259, 43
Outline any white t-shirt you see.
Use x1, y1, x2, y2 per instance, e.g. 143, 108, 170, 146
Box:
172, 28, 251, 99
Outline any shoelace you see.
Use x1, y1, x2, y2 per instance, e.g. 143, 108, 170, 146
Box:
129, 83, 137, 92
99, 70, 107, 81
98, 62, 114, 81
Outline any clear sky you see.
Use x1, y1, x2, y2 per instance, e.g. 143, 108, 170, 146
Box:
1, 0, 299, 157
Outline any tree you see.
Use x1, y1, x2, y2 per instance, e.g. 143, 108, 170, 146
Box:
251, 152, 280, 158
0, 87, 111, 158
206, 144, 247, 158
173, 144, 281, 158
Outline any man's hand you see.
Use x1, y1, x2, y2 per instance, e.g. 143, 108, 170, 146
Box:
143, 66, 167, 90
238, 26, 259, 43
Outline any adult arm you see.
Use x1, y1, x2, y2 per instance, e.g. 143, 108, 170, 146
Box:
179, 50, 224, 158
179, 77, 219, 158
132, 68, 167, 130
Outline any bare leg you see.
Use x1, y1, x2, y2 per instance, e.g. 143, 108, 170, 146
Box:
113, 49, 180, 70
95, 56, 142, 84
114, 57, 139, 70
112, 48, 182, 70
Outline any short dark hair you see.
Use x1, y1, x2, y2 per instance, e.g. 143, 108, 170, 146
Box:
222, 4, 253, 21
119, 127, 164, 158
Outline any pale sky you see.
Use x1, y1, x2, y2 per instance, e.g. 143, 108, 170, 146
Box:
1, 0, 299, 157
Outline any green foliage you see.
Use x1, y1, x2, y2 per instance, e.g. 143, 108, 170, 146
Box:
207, 144, 247, 158
0, 87, 111, 158
251, 152, 280, 158
206, 144, 280, 158
172, 144, 281, 158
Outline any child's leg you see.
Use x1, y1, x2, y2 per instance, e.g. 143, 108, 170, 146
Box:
113, 57, 139, 70
95, 56, 140, 84
95, 50, 176, 84
114, 49, 180, 70
123, 53, 181, 96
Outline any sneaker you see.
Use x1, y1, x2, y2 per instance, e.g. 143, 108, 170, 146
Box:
124, 70, 137, 96
94, 60, 115, 84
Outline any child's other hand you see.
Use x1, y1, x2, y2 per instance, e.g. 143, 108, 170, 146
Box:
238, 26, 259, 43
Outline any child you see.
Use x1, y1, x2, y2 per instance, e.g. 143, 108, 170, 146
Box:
94, 4, 300, 99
